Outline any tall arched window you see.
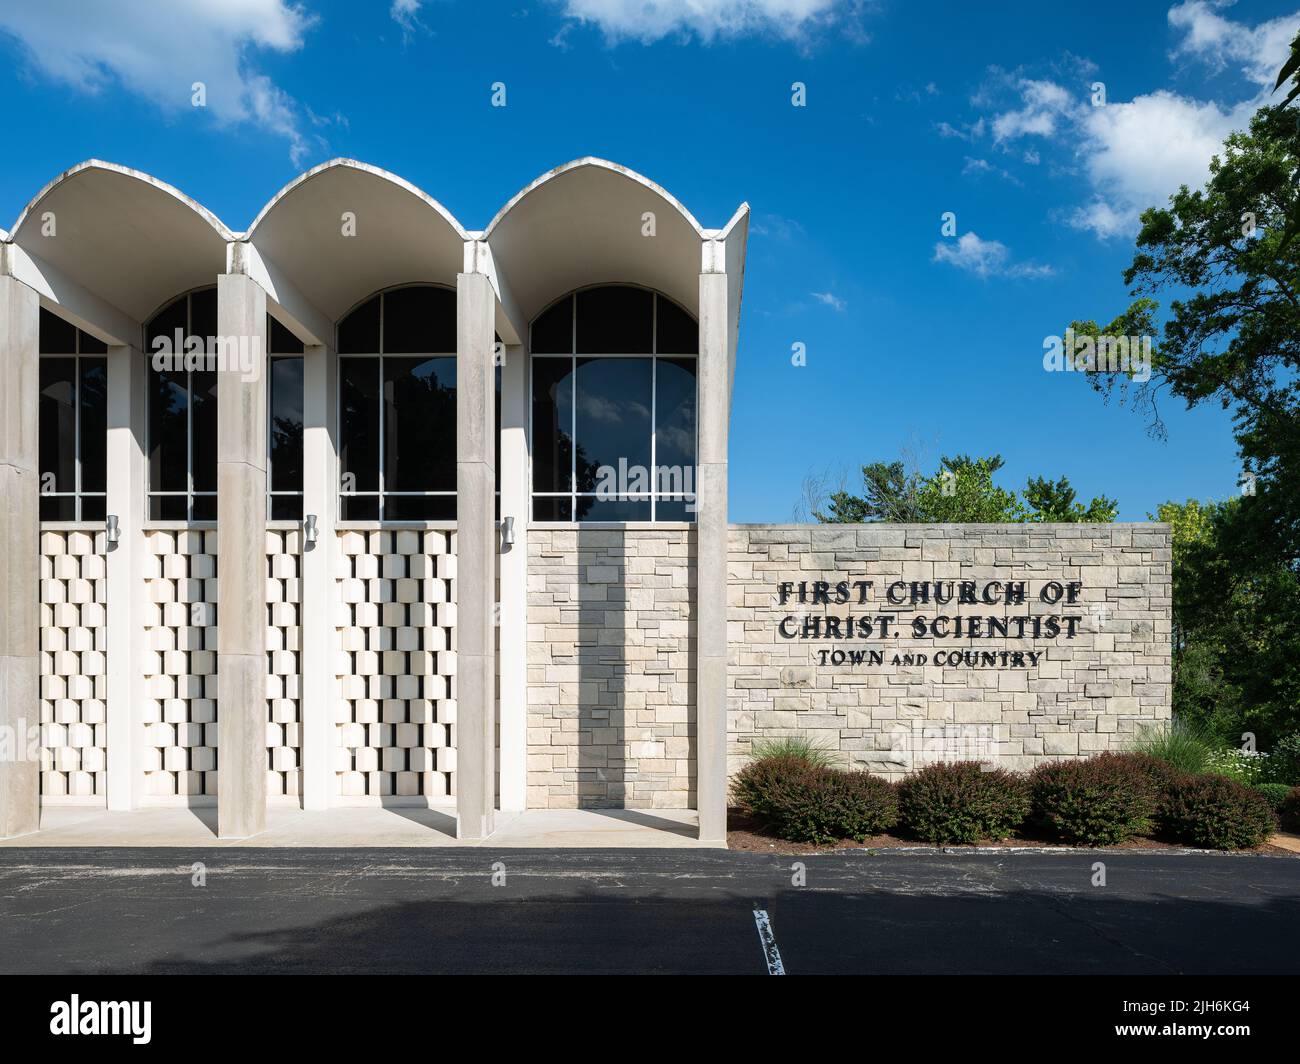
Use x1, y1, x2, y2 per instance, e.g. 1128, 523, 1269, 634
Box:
337, 286, 458, 521
145, 287, 217, 521
39, 309, 107, 522
531, 285, 697, 522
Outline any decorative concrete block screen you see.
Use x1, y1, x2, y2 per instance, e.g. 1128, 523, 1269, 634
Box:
727, 524, 1172, 778
527, 528, 696, 809
266, 529, 302, 800
38, 530, 108, 801
142, 530, 218, 798
335, 530, 457, 801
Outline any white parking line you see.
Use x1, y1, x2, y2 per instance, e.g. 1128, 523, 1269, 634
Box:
752, 908, 785, 975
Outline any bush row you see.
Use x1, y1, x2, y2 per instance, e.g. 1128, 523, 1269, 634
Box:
730, 751, 1291, 850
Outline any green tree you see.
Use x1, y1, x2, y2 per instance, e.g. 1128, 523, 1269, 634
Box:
1024, 475, 1120, 522
814, 454, 1116, 525
1069, 105, 1300, 562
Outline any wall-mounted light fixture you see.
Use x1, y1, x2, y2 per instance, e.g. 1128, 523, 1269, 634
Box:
501, 515, 516, 551
304, 514, 319, 549
105, 514, 121, 548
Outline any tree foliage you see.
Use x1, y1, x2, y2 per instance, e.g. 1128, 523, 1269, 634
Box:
814, 453, 1116, 524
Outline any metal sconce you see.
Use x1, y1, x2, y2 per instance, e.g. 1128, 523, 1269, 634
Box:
304, 514, 319, 549
501, 515, 516, 551
105, 514, 121, 548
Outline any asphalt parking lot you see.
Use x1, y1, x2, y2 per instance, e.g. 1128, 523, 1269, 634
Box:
1, 848, 1297, 975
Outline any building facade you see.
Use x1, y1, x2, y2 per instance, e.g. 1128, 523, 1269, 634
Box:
0, 159, 1170, 845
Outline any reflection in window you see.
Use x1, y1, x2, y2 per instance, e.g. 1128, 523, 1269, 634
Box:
337, 287, 458, 521
38, 309, 107, 522
145, 288, 218, 521
530, 286, 697, 523
268, 316, 305, 520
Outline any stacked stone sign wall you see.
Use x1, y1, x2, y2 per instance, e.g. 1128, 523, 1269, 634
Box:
726, 524, 1171, 778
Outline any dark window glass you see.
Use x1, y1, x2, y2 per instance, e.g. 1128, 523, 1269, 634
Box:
339, 358, 380, 492
150, 496, 187, 521
39, 310, 77, 354
39, 358, 76, 497
190, 370, 217, 493
384, 356, 456, 491
148, 368, 187, 493
79, 358, 107, 494
576, 496, 651, 522
192, 495, 217, 521
655, 358, 696, 476
41, 496, 75, 521
531, 295, 572, 354
189, 288, 217, 348
341, 495, 379, 521
338, 295, 380, 353
655, 497, 696, 522
269, 357, 304, 493
271, 495, 303, 521
81, 496, 106, 521
79, 331, 107, 355
575, 357, 652, 493
656, 296, 698, 354
531, 358, 573, 493
385, 495, 455, 521
384, 287, 455, 353
146, 296, 187, 355
269, 316, 304, 354
577, 286, 652, 354
532, 496, 572, 522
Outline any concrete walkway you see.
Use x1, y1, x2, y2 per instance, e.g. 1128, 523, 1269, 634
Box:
0, 806, 715, 848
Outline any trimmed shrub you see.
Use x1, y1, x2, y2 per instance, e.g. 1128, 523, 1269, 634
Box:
1100, 751, 1181, 832
780, 770, 899, 844
730, 757, 899, 845
1031, 753, 1157, 845
1132, 721, 1212, 774
730, 754, 825, 825
1164, 774, 1278, 850
1279, 787, 1300, 833
1252, 782, 1293, 814
897, 761, 1032, 844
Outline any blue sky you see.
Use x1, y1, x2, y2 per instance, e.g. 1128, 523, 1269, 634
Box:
1, 0, 1295, 521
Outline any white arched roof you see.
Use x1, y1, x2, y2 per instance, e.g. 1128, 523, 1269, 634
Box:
484, 158, 709, 322
6, 160, 232, 325
3, 157, 747, 346
245, 159, 469, 322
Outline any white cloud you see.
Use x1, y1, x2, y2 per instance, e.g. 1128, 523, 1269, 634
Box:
1070, 88, 1256, 237
810, 291, 846, 311
991, 79, 1078, 142
1168, 0, 1297, 87
751, 213, 806, 240
391, 0, 426, 40
0, 0, 317, 165
554, 0, 858, 44
933, 232, 1053, 279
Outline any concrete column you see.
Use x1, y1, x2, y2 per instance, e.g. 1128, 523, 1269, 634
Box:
0, 276, 40, 838
696, 263, 730, 843
301, 342, 336, 810
455, 271, 496, 839
105, 344, 147, 810
498, 342, 527, 811
216, 272, 268, 838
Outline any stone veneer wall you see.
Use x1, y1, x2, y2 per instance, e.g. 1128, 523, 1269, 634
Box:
727, 524, 1171, 778
527, 527, 695, 809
